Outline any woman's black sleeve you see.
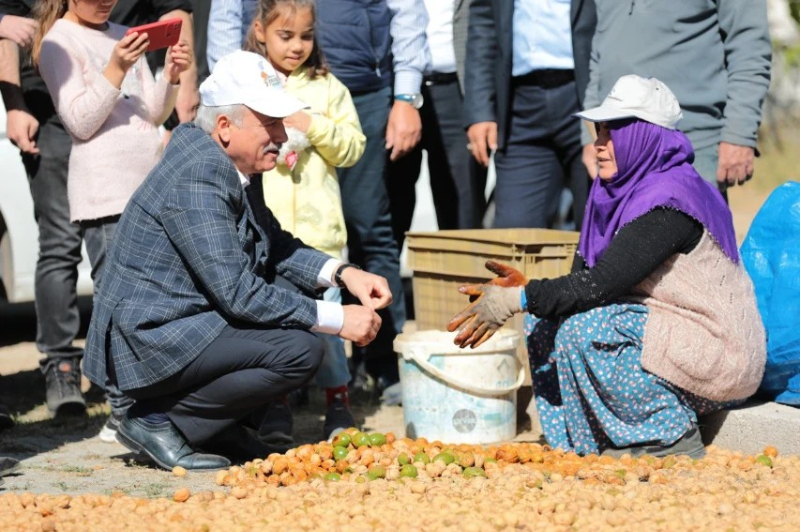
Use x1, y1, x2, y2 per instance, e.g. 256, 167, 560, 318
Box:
523, 208, 703, 319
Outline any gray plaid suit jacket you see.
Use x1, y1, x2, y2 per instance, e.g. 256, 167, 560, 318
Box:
83, 123, 331, 391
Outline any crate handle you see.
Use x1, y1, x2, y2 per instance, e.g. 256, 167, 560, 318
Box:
405, 347, 524, 397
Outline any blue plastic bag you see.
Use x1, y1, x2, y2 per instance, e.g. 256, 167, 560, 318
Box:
740, 181, 800, 405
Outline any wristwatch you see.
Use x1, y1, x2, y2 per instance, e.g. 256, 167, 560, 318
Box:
334, 263, 361, 288
394, 93, 424, 109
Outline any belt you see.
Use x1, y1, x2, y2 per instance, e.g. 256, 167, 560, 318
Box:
424, 72, 459, 86
512, 69, 575, 89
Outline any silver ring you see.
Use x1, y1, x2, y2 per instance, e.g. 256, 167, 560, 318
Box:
466, 143, 473, 150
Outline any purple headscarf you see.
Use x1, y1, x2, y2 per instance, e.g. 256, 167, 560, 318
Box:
578, 119, 739, 267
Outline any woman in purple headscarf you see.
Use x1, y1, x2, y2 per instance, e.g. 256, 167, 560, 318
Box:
449, 76, 766, 458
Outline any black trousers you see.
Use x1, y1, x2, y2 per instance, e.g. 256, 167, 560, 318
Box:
387, 75, 488, 249
126, 325, 324, 445
493, 76, 588, 229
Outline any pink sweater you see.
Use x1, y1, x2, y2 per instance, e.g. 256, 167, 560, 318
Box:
39, 19, 178, 222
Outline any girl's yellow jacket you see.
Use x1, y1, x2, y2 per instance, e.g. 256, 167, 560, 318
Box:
263, 68, 365, 259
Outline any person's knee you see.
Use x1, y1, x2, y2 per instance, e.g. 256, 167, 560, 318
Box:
291, 331, 325, 378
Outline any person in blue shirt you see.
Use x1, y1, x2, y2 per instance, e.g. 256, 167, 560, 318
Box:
465, 0, 594, 230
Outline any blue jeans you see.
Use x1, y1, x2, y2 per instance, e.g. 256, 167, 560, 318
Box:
337, 86, 406, 382
81, 216, 134, 415
315, 288, 351, 388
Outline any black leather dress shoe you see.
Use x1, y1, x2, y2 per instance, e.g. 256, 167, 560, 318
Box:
117, 416, 231, 471
203, 425, 289, 462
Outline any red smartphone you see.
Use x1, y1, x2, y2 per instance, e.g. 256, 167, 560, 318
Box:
124, 18, 182, 52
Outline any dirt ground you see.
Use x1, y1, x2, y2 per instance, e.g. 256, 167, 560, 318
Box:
0, 185, 776, 498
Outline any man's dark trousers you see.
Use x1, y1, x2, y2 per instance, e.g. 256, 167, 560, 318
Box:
124, 326, 324, 445
337, 86, 406, 383
493, 73, 588, 229
23, 119, 84, 366
387, 75, 487, 248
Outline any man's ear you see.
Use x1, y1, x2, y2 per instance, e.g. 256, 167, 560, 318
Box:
253, 20, 266, 43
217, 114, 232, 145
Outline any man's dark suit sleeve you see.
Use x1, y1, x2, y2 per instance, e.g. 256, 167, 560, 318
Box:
464, 0, 497, 127
160, 158, 320, 329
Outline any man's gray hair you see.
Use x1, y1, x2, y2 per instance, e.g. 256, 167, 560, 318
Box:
194, 103, 247, 133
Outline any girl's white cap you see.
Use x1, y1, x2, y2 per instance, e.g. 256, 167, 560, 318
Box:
199, 50, 309, 118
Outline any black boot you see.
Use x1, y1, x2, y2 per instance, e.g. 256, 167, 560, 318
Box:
116, 415, 230, 471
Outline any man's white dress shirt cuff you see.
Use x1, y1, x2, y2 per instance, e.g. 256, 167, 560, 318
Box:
313, 300, 344, 335
317, 258, 343, 288
312, 259, 344, 334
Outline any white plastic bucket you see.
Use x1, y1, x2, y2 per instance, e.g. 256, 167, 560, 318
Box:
394, 329, 522, 444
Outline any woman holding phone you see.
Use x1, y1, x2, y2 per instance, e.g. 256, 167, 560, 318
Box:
32, 0, 192, 430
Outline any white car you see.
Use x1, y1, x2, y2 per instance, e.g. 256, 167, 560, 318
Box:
0, 102, 93, 303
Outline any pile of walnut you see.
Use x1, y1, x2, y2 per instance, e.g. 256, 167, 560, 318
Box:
2, 437, 799, 531
214, 428, 782, 490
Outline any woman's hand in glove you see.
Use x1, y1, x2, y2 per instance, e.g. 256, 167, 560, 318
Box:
447, 261, 528, 349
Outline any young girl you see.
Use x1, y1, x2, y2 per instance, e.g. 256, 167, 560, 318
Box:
32, 0, 191, 430
244, 0, 366, 441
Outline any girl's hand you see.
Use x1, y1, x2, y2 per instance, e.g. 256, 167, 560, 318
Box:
282, 111, 312, 133
110, 31, 149, 73
105, 32, 149, 88
165, 40, 192, 85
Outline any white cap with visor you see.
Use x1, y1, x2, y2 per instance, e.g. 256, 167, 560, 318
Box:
575, 75, 683, 130
199, 50, 309, 118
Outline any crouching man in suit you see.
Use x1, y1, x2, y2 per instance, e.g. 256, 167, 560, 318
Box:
83, 51, 389, 471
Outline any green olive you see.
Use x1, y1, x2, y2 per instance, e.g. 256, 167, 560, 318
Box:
324, 472, 341, 482
462, 467, 487, 479
414, 452, 431, 465
367, 465, 386, 480
399, 464, 418, 478
433, 452, 455, 465
368, 433, 387, 447
756, 455, 774, 468
332, 433, 352, 448
397, 453, 411, 466
333, 446, 349, 461
355, 475, 367, 484
484, 457, 497, 464
351, 432, 370, 448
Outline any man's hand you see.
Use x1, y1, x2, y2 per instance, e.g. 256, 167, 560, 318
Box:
717, 142, 755, 188
385, 100, 421, 161
6, 109, 39, 154
339, 305, 382, 347
0, 15, 37, 47
339, 267, 392, 310
467, 121, 497, 167
582, 143, 598, 179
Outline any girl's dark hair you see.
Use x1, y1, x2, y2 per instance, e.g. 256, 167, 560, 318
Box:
243, 0, 329, 78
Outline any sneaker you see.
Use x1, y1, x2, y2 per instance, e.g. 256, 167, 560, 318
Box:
257, 400, 294, 448
602, 424, 706, 459
348, 362, 376, 404
98, 411, 125, 443
323, 397, 357, 442
0, 404, 14, 431
379, 381, 403, 406
43, 358, 86, 418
